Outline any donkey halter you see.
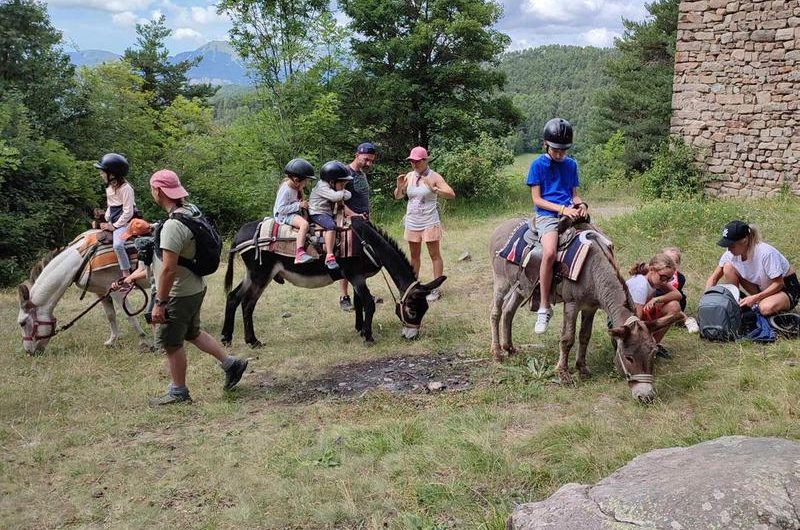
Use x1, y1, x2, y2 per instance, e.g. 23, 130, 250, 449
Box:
396, 280, 422, 329
615, 315, 654, 385
22, 308, 58, 341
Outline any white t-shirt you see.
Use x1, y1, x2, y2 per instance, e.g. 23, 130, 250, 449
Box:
718, 242, 790, 291
626, 274, 655, 305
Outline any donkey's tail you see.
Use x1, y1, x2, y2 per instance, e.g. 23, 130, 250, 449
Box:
224, 249, 236, 294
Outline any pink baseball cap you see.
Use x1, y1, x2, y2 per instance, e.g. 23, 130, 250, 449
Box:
406, 146, 428, 161
150, 169, 188, 200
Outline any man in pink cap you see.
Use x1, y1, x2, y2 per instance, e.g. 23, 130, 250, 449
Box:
144, 169, 248, 405
394, 146, 455, 302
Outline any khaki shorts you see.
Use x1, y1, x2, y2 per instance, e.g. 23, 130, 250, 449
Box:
535, 215, 560, 237
404, 224, 443, 243
156, 289, 205, 349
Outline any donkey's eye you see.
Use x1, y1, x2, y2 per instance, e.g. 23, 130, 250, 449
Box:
625, 355, 634, 364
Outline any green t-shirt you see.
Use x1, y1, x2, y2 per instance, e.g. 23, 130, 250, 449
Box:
153, 204, 206, 298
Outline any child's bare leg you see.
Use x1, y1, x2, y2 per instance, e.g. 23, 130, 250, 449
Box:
291, 216, 309, 250
539, 231, 558, 309
324, 230, 335, 255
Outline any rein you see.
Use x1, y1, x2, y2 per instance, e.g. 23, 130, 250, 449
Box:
615, 315, 654, 385
356, 228, 421, 329
24, 283, 148, 341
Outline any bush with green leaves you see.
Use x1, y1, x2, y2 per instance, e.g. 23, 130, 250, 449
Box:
578, 130, 628, 188
640, 137, 705, 200
434, 134, 515, 201
0, 97, 97, 286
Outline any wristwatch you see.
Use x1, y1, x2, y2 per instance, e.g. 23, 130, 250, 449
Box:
155, 298, 169, 307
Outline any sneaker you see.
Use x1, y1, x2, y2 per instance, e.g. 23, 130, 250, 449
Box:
534, 307, 552, 334
294, 250, 314, 264
325, 255, 339, 270
685, 317, 699, 334
425, 289, 442, 302
149, 392, 192, 406
224, 358, 249, 391
655, 344, 673, 359
339, 295, 353, 312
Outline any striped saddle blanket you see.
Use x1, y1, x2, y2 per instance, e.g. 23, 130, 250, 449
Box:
70, 229, 138, 282
497, 221, 610, 281
231, 217, 358, 259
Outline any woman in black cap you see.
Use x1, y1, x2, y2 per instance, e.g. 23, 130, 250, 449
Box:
705, 220, 799, 315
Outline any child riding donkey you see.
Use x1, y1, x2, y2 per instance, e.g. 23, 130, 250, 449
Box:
95, 153, 137, 279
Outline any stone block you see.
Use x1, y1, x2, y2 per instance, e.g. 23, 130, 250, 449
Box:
761, 19, 787, 30
776, 28, 794, 40
751, 29, 776, 41
682, 0, 708, 11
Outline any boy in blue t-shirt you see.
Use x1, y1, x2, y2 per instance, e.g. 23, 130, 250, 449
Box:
526, 118, 588, 333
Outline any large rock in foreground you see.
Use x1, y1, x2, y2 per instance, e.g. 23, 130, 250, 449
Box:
509, 436, 800, 529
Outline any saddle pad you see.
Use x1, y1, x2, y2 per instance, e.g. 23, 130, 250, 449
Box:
233, 217, 357, 259
497, 221, 532, 266
556, 232, 591, 281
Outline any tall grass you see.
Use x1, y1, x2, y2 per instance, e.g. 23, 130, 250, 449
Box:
2, 164, 799, 529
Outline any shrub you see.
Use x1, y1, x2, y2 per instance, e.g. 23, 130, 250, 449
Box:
434, 133, 515, 200
640, 137, 705, 199
579, 130, 628, 188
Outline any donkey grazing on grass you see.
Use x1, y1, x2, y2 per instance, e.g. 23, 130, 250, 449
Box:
221, 218, 445, 347
16, 231, 151, 355
489, 218, 681, 403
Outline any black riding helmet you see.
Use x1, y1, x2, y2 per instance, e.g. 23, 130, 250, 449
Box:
93, 153, 129, 178
543, 118, 573, 150
284, 158, 316, 180
319, 161, 353, 184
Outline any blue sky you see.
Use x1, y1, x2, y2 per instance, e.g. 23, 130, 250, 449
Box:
44, 0, 651, 55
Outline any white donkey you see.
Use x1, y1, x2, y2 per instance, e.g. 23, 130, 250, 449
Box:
16, 231, 151, 355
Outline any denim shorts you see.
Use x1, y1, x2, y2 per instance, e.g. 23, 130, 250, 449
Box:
535, 215, 560, 237
310, 213, 336, 231
277, 214, 296, 226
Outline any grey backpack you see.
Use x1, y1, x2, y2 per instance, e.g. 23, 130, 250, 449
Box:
697, 286, 741, 341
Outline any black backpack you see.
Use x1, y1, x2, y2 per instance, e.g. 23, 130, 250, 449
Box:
155, 206, 222, 276
697, 285, 742, 341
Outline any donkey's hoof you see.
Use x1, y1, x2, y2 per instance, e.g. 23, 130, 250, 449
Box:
220, 336, 232, 347
490, 345, 504, 362
248, 340, 264, 349
578, 367, 592, 380
104, 339, 117, 348
138, 342, 153, 354
556, 369, 572, 385
502, 344, 517, 357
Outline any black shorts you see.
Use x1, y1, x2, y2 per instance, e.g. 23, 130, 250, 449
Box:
782, 273, 800, 310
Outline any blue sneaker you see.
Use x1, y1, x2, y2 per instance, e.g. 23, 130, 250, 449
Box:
325, 255, 339, 270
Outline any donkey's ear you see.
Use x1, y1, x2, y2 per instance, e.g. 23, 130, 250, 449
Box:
608, 326, 630, 339
419, 276, 447, 291
18, 283, 30, 304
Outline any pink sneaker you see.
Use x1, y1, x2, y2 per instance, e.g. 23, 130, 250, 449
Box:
325, 254, 339, 270
295, 250, 313, 264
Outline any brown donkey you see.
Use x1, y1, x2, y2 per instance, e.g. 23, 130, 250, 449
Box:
489, 218, 680, 403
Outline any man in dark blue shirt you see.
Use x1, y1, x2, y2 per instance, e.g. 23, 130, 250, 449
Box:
339, 142, 377, 311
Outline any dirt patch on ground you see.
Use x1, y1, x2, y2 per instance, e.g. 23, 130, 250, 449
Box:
255, 352, 484, 403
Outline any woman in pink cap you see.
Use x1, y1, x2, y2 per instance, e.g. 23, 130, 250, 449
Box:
393, 146, 455, 301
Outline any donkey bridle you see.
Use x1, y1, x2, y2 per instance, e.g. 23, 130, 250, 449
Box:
22, 283, 148, 341
615, 315, 655, 384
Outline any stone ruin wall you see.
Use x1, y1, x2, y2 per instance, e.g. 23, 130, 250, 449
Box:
671, 0, 799, 197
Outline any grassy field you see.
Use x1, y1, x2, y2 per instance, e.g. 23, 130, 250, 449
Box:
3, 161, 800, 529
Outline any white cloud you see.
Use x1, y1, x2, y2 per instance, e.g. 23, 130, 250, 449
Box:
582, 27, 617, 47
111, 11, 147, 27
151, 9, 163, 20
47, 0, 152, 13
174, 27, 206, 43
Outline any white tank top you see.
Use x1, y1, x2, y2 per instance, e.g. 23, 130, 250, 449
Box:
404, 169, 440, 230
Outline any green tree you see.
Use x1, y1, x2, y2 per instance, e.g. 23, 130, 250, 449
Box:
0, 95, 96, 285
588, 0, 679, 171
340, 0, 519, 162
218, 0, 331, 90
0, 0, 75, 134
123, 15, 217, 109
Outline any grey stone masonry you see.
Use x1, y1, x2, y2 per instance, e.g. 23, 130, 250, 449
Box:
671, 0, 799, 198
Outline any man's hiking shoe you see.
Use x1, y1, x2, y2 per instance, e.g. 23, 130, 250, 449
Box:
149, 392, 192, 406
295, 251, 314, 265
534, 307, 552, 334
339, 295, 353, 312
224, 358, 249, 391
425, 289, 442, 302
325, 255, 339, 270
655, 344, 673, 359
